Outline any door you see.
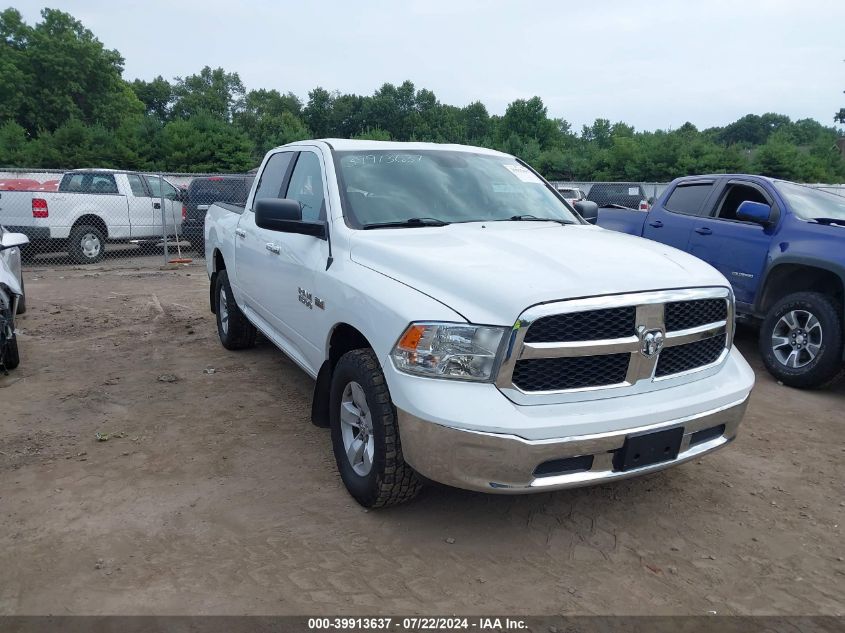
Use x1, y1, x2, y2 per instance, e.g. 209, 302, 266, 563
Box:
255, 150, 332, 373
642, 180, 716, 250
124, 174, 158, 238
686, 180, 776, 305
235, 150, 297, 310
143, 175, 181, 238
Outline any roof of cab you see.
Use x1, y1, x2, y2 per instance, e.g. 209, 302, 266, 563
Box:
279, 138, 511, 157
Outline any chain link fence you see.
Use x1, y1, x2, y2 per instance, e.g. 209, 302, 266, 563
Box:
2, 169, 843, 269
0, 169, 253, 269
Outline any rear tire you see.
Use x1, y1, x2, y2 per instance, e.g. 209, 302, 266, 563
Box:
68, 224, 106, 264
329, 349, 422, 508
759, 291, 843, 389
214, 269, 256, 350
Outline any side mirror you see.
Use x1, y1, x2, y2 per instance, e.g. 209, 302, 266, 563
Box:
736, 200, 774, 225
574, 200, 599, 224
0, 232, 29, 251
254, 198, 327, 239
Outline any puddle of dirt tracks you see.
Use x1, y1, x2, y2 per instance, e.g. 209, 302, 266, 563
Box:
0, 263, 843, 615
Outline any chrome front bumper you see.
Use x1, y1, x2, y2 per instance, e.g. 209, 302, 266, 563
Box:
397, 397, 749, 493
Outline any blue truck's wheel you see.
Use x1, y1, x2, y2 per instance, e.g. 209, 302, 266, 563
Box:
759, 291, 843, 389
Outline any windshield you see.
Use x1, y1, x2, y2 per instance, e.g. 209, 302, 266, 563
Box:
775, 181, 845, 222
335, 150, 579, 227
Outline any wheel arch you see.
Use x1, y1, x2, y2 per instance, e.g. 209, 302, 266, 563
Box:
71, 214, 109, 239
311, 322, 373, 428
757, 261, 844, 314
209, 249, 226, 314
757, 260, 845, 360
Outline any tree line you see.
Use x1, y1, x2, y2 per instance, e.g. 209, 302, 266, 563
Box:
1, 8, 844, 182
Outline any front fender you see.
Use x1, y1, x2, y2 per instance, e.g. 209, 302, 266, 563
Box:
320, 260, 466, 374
0, 258, 23, 297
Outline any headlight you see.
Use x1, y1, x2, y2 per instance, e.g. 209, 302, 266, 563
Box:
391, 322, 506, 381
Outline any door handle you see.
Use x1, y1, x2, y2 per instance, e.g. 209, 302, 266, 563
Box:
235, 229, 246, 239
265, 243, 281, 255
153, 202, 161, 209
695, 227, 713, 235
648, 220, 663, 228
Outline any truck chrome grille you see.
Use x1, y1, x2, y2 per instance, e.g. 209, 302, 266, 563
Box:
655, 334, 726, 377
665, 299, 727, 331
524, 306, 636, 343
497, 288, 733, 399
512, 354, 630, 391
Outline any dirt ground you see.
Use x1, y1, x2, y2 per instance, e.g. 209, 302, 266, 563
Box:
1, 262, 843, 616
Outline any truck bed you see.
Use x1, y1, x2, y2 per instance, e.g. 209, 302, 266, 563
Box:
596, 206, 648, 236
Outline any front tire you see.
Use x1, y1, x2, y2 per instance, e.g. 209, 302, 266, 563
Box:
3, 335, 20, 370
16, 276, 26, 315
1, 310, 20, 371
68, 224, 106, 264
329, 349, 422, 508
214, 269, 256, 350
759, 291, 843, 389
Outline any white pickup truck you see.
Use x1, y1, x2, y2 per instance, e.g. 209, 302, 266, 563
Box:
0, 169, 183, 263
205, 140, 755, 508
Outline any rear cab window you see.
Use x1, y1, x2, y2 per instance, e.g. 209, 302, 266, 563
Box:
188, 177, 254, 206
59, 172, 118, 194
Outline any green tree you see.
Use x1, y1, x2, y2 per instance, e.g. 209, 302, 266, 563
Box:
303, 87, 335, 138
0, 121, 31, 166
235, 89, 307, 157
0, 8, 143, 134
130, 76, 173, 121
500, 97, 557, 148
353, 127, 391, 141
171, 66, 245, 121
161, 114, 254, 172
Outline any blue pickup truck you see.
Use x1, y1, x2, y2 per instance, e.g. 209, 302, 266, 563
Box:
592, 174, 845, 388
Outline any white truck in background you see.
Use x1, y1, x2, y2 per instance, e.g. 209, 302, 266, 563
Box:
0, 169, 183, 263
205, 139, 755, 508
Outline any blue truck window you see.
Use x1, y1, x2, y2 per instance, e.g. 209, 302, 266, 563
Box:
664, 184, 713, 216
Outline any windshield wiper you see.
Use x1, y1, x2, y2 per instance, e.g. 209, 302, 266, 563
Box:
503, 214, 574, 225
362, 217, 451, 230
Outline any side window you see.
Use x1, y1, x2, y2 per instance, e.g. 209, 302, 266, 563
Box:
162, 179, 179, 200
127, 174, 146, 197
716, 184, 770, 222
145, 176, 162, 198
663, 183, 713, 216
285, 152, 325, 222
90, 174, 118, 194
254, 152, 295, 202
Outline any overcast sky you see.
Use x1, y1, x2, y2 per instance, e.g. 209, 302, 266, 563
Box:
17, 0, 845, 131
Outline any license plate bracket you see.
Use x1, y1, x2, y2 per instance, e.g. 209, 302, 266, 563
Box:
613, 427, 684, 472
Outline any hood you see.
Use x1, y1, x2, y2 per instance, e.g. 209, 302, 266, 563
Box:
350, 222, 729, 324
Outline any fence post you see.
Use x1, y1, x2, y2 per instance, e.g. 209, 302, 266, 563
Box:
159, 173, 169, 264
